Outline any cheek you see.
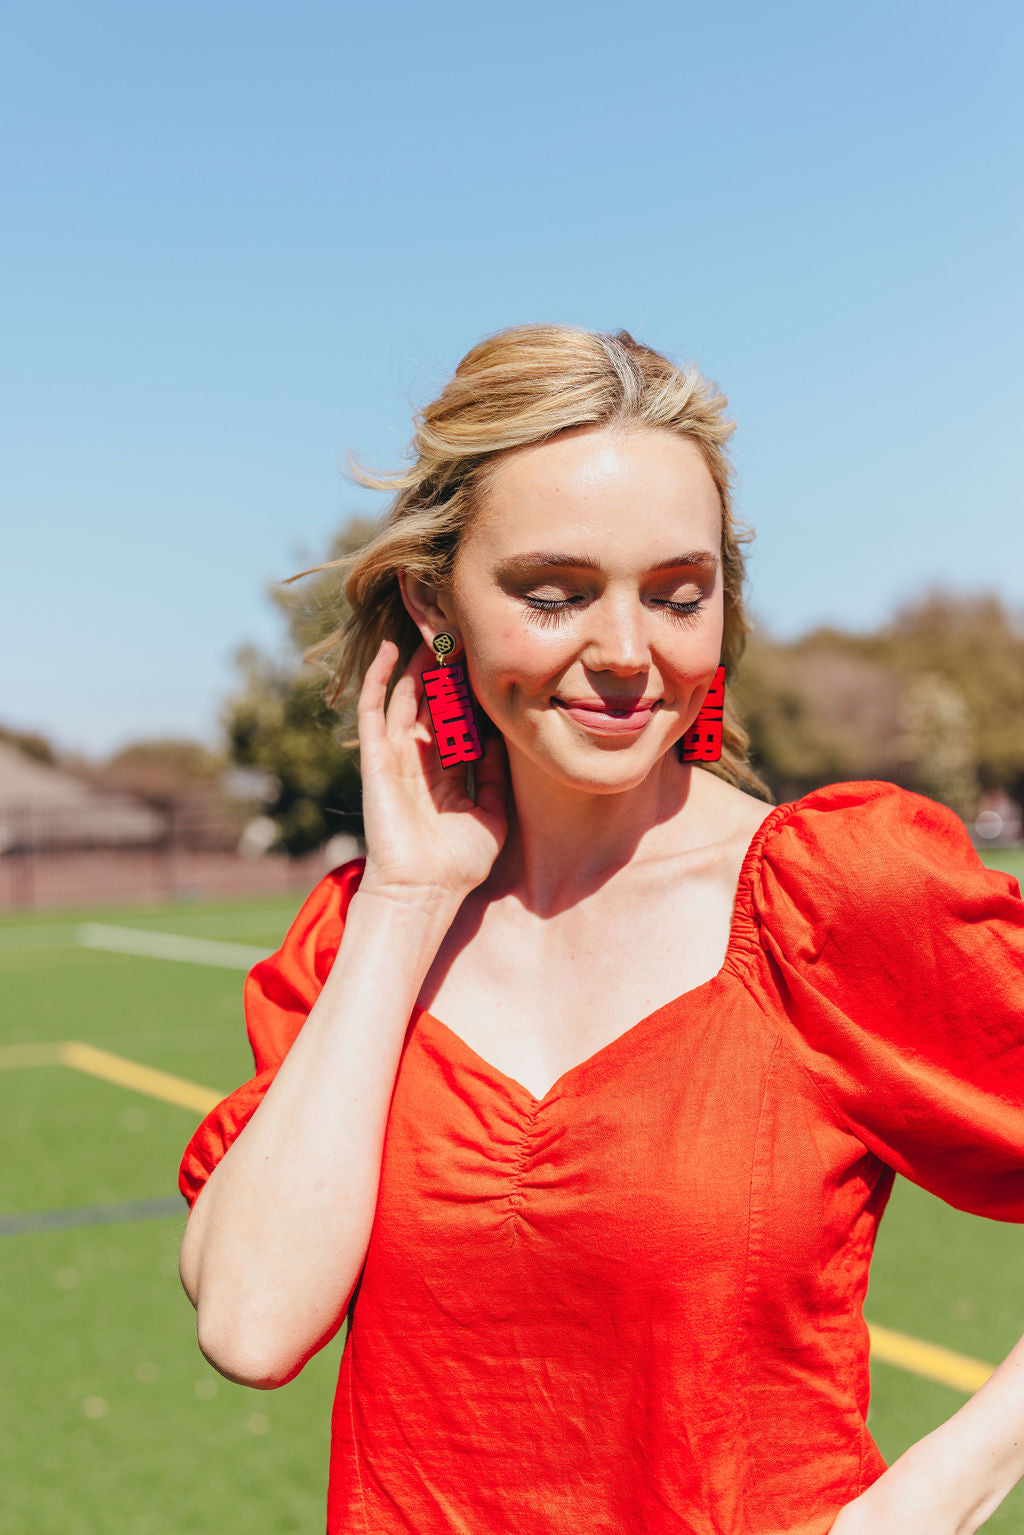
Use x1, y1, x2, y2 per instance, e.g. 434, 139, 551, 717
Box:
466, 621, 568, 703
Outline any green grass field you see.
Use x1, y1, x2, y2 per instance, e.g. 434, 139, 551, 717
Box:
3, 850, 1024, 1532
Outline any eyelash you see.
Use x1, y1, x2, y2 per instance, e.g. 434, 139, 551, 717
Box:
523, 596, 705, 627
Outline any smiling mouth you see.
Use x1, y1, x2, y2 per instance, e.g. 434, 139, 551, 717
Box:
551, 698, 661, 735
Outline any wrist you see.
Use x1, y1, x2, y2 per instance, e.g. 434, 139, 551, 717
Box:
353, 879, 467, 922
321, 885, 462, 1000
342, 884, 465, 966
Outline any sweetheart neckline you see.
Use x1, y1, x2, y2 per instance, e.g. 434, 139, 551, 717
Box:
411, 799, 793, 1107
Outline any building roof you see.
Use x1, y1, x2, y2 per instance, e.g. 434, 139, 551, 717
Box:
0, 743, 164, 848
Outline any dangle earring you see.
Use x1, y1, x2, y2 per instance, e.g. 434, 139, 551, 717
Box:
678, 666, 726, 763
421, 632, 484, 769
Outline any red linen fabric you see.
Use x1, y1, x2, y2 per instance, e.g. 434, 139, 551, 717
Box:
180, 781, 1024, 1534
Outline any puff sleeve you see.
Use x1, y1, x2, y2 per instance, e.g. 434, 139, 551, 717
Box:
178, 858, 365, 1210
756, 782, 1024, 1220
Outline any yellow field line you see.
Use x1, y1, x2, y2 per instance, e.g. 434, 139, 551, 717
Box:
0, 1042, 1004, 1393
867, 1320, 994, 1392
59, 1041, 223, 1115
0, 1038, 223, 1115
0, 1041, 67, 1069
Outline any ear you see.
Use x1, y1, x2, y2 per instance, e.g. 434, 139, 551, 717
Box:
398, 572, 459, 652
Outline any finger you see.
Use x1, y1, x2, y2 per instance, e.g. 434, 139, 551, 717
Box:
385, 667, 421, 740
381, 638, 433, 727
399, 639, 434, 684
398, 650, 440, 742
357, 641, 399, 748
357, 639, 398, 709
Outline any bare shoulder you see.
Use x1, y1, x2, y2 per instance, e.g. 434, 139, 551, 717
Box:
604, 769, 776, 935
670, 768, 776, 864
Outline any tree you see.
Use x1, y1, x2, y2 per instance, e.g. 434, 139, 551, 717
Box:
733, 634, 903, 802
734, 590, 1024, 819
867, 592, 1024, 801
0, 725, 57, 765
220, 518, 380, 856
224, 648, 364, 855
895, 673, 978, 820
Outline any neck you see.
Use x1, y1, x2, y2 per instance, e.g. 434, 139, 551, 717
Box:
488, 742, 698, 916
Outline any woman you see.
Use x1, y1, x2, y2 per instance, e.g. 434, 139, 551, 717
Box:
179, 325, 1024, 1534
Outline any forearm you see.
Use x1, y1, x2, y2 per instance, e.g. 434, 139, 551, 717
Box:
842, 1330, 1024, 1534
179, 884, 460, 1386
909, 1329, 1024, 1530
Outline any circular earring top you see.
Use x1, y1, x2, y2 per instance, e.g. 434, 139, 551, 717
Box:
432, 632, 456, 666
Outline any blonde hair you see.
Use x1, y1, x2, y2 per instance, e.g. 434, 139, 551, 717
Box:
292, 323, 771, 798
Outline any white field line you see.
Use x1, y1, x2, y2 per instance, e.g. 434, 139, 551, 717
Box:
77, 923, 269, 970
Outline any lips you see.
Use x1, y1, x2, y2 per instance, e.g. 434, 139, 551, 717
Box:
553, 698, 660, 736
555, 697, 653, 714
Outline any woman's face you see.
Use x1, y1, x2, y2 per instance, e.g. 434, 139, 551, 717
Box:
442, 424, 725, 794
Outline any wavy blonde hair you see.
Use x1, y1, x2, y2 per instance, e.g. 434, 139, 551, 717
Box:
291, 323, 771, 799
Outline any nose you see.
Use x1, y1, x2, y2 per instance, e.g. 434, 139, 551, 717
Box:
579, 591, 651, 676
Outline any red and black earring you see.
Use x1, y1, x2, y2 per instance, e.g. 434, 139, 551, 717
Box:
421, 632, 484, 769
678, 666, 726, 763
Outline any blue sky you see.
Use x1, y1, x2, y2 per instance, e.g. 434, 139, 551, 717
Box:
3, 0, 1021, 758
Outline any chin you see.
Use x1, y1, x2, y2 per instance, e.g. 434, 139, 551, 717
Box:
527, 738, 672, 796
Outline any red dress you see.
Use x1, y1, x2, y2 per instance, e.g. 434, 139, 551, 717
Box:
180, 782, 1024, 1535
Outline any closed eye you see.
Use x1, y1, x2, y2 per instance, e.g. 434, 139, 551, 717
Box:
522, 595, 705, 626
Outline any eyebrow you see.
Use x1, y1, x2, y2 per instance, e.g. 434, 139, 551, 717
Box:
493, 550, 719, 576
